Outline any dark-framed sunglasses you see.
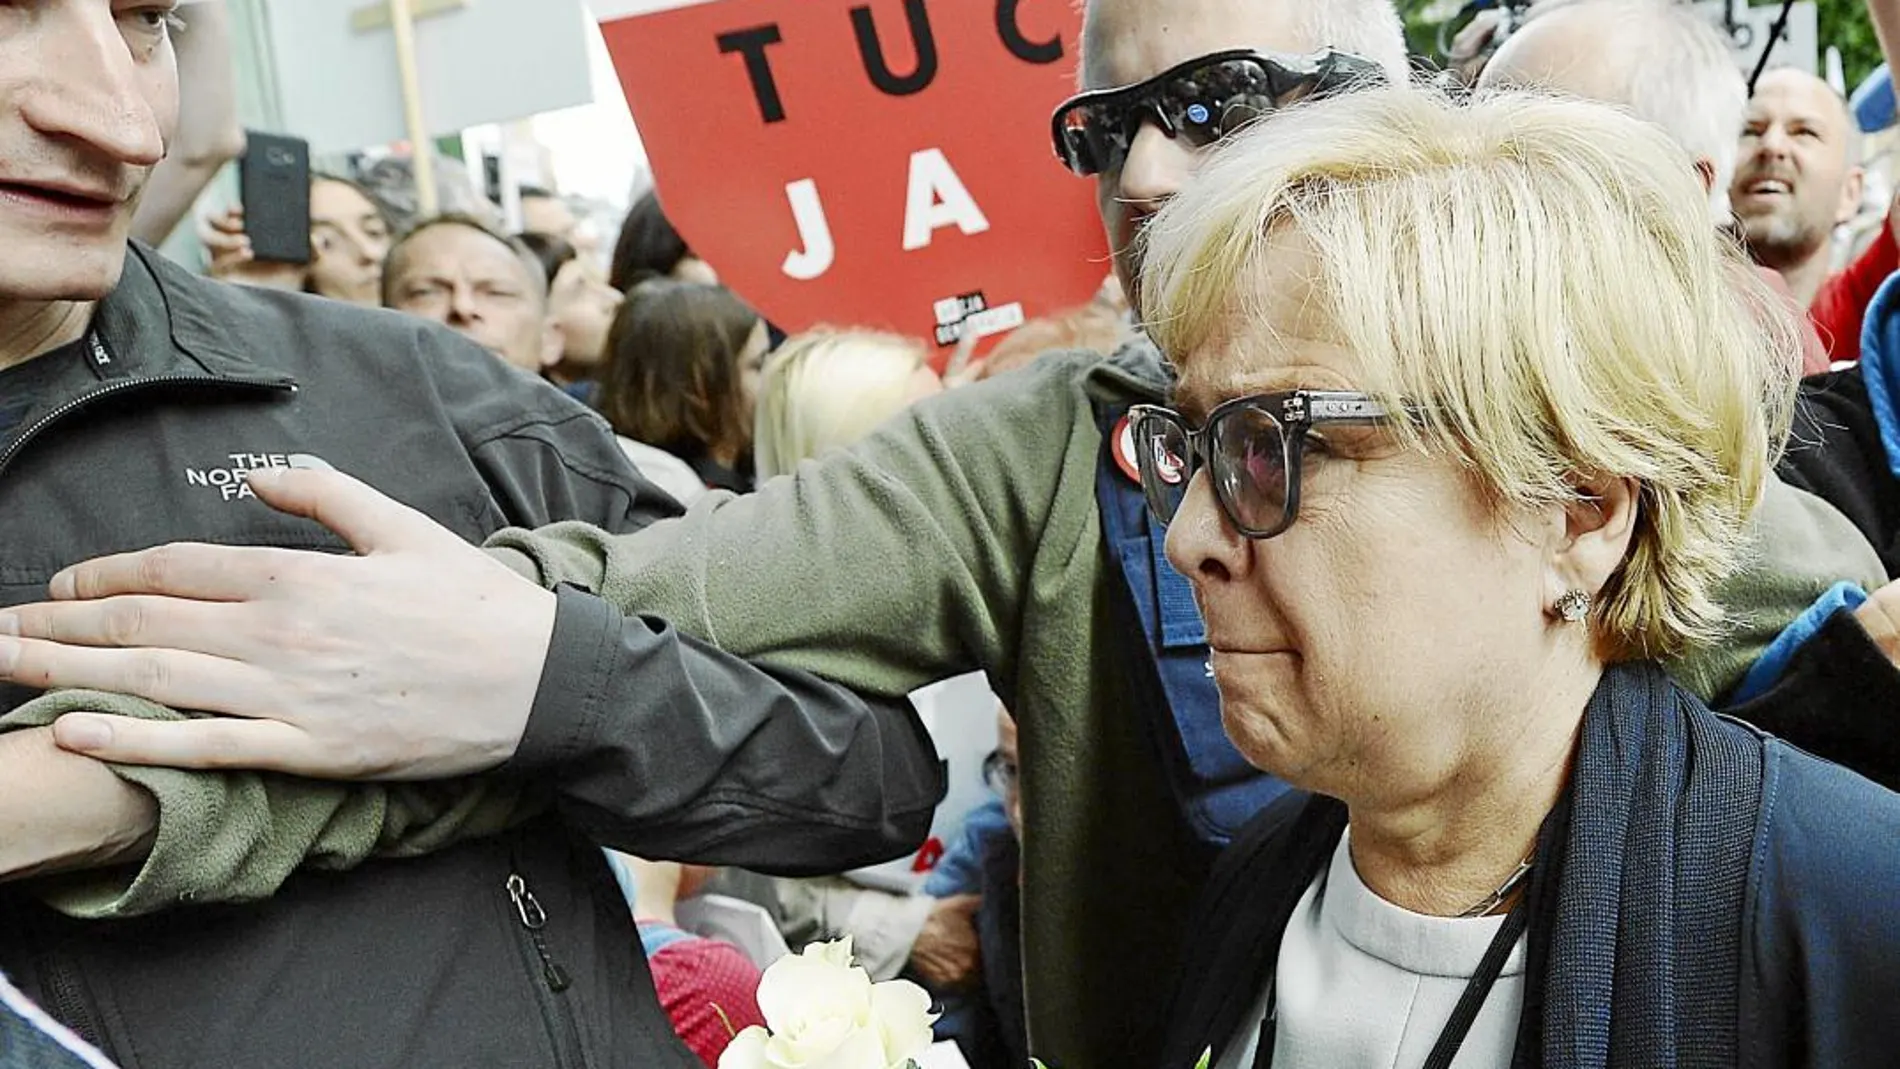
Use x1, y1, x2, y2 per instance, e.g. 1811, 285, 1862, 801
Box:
1050, 49, 1386, 177
1129, 391, 1389, 539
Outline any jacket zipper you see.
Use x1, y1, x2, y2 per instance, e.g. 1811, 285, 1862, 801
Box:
507, 869, 586, 1068
0, 373, 298, 479
35, 948, 106, 1053
507, 872, 573, 992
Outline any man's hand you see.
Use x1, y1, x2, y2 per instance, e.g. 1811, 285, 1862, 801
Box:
1856, 579, 1900, 664
906, 893, 983, 992
200, 208, 306, 291
0, 728, 157, 881
0, 469, 557, 780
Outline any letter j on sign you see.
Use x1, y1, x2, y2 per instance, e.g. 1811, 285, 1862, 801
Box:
597, 0, 1111, 367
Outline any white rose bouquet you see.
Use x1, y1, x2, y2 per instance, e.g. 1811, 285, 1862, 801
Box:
718, 938, 938, 1069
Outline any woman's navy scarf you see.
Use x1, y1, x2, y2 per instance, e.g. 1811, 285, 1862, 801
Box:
1531, 661, 1763, 1069
1162, 661, 1764, 1069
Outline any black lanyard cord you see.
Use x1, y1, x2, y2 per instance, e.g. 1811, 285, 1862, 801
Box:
1420, 895, 1532, 1069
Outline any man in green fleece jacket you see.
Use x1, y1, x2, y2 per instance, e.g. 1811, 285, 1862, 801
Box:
0, 4, 1891, 1069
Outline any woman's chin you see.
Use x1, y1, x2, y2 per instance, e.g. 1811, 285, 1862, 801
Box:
1221, 698, 1313, 785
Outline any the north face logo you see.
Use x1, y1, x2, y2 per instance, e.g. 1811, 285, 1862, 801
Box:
184, 452, 335, 501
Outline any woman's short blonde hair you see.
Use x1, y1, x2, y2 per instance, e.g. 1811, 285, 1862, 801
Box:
753, 328, 931, 479
1139, 87, 1803, 661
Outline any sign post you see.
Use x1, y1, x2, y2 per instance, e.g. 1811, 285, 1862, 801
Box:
596, 0, 1111, 366
385, 0, 438, 215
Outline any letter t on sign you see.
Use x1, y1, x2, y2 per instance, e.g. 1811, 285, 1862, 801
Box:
718, 24, 789, 123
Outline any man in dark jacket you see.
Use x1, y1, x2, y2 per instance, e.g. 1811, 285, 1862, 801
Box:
0, 4, 942, 1067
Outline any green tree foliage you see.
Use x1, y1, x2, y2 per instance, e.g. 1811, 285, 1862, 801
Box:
1399, 0, 1454, 63
1819, 0, 1884, 87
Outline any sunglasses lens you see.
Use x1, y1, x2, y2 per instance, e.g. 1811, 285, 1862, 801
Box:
1212, 406, 1290, 534
1055, 99, 1125, 176
1133, 412, 1194, 524
1161, 59, 1279, 148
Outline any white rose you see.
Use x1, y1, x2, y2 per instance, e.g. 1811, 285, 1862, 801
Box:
723, 939, 932, 1069
868, 978, 935, 1067
718, 1019, 888, 1069
718, 1026, 772, 1069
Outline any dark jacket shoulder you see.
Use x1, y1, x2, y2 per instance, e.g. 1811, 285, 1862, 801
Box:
136, 246, 675, 534
1743, 739, 1900, 1066
1778, 367, 1900, 573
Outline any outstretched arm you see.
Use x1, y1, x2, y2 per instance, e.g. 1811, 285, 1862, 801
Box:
1, 691, 551, 918
0, 727, 155, 882
0, 355, 1101, 774
130, 0, 244, 246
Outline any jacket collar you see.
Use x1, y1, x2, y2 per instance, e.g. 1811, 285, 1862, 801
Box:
90, 242, 282, 383
1087, 330, 1171, 406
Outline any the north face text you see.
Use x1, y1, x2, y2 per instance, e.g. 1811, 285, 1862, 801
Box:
184, 453, 333, 501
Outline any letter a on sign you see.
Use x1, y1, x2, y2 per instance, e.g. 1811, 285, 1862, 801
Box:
597, 0, 1109, 366
902, 149, 990, 251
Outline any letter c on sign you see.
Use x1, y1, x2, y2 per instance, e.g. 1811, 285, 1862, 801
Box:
996, 0, 1063, 64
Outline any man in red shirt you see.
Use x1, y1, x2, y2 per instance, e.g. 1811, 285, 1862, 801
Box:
1808, 209, 1896, 367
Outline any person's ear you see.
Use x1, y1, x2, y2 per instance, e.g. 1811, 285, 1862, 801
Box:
1838, 165, 1867, 227
540, 320, 565, 371
1692, 157, 1717, 196
1545, 475, 1640, 614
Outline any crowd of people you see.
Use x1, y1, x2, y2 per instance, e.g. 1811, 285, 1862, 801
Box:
6, 0, 1900, 1067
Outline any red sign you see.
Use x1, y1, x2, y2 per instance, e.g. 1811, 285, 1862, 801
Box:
599, 0, 1110, 367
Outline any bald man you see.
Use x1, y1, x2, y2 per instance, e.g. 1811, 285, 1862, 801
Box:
1733, 67, 1866, 308
383, 215, 563, 374
1481, 0, 1747, 220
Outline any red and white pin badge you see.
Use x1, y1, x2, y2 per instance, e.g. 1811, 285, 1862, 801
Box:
1111, 414, 1142, 484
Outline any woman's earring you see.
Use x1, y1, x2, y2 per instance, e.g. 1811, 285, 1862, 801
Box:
1555, 589, 1592, 623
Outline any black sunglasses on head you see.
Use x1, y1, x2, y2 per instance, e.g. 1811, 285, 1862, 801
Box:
1050, 49, 1387, 177
1129, 391, 1389, 540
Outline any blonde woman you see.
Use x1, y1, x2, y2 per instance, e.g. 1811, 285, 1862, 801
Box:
1136, 89, 1900, 1068
753, 328, 942, 480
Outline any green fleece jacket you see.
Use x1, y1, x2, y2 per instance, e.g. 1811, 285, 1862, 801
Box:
4, 341, 1883, 1069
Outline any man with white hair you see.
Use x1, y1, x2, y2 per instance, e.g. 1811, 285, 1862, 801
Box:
1479, 0, 1746, 220
1472, 0, 1900, 790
